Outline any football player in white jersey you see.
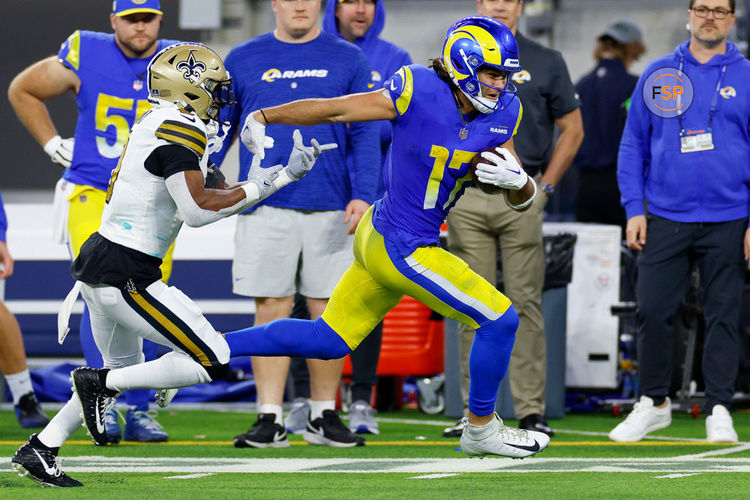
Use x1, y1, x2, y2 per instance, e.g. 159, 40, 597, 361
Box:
10, 43, 335, 488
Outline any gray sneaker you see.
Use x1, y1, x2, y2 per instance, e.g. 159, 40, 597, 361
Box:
348, 400, 379, 435
284, 397, 310, 434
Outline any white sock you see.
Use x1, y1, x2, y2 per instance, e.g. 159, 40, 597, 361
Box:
6, 369, 34, 405
310, 400, 335, 420
38, 394, 82, 449
259, 404, 283, 424
105, 352, 211, 392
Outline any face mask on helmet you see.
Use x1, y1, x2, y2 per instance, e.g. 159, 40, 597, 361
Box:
442, 16, 522, 114
148, 43, 236, 125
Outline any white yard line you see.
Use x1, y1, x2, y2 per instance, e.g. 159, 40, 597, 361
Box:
673, 443, 750, 459
3, 457, 750, 474
165, 473, 216, 479
654, 473, 702, 479
409, 473, 461, 479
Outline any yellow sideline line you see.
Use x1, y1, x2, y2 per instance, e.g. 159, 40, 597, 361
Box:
0, 440, 732, 447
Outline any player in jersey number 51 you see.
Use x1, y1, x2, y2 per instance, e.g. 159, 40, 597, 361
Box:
226, 15, 546, 459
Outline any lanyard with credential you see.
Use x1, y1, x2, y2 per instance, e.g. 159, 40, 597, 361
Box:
677, 56, 727, 133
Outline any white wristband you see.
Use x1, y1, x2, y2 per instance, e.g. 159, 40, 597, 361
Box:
241, 182, 260, 202
503, 178, 537, 211
43, 135, 62, 157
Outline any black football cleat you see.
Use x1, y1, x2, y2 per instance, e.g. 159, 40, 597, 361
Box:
519, 414, 555, 437
15, 392, 51, 428
71, 367, 119, 446
11, 434, 82, 487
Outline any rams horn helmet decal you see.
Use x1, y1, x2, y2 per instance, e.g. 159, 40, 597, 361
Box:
442, 16, 522, 114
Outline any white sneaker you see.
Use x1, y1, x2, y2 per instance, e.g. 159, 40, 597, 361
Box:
460, 413, 550, 458
706, 405, 738, 443
609, 396, 672, 442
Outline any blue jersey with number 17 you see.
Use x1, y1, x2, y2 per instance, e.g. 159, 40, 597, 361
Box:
57, 30, 179, 191
372, 64, 522, 255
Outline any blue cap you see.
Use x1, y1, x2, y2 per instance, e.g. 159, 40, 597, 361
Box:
113, 0, 162, 17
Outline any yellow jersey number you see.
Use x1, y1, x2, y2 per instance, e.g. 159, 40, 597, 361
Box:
423, 145, 475, 210
105, 135, 131, 204
95, 93, 150, 159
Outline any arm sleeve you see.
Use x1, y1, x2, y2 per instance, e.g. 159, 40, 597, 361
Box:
617, 72, 652, 219
547, 52, 581, 118
144, 145, 202, 178
164, 163, 297, 228
383, 65, 416, 118
0, 189, 7, 243
57, 30, 83, 74
346, 50, 380, 203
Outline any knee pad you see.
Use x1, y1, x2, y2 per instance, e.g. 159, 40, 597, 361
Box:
477, 305, 519, 339
312, 318, 352, 359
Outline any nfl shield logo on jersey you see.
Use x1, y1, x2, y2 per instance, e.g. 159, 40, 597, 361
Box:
133, 80, 143, 91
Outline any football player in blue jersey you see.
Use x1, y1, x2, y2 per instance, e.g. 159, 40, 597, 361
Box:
226, 16, 551, 458
8, 0, 177, 443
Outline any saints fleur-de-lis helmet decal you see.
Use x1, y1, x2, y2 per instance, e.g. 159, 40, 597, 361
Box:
148, 43, 235, 123
176, 51, 207, 82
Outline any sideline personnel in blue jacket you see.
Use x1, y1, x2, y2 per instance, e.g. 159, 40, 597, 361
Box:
612, 0, 750, 444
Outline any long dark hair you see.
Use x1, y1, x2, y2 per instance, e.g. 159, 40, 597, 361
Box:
429, 58, 458, 91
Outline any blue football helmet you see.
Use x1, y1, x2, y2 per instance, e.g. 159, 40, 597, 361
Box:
442, 16, 522, 114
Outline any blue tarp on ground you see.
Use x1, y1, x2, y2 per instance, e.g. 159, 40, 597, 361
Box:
5, 357, 258, 403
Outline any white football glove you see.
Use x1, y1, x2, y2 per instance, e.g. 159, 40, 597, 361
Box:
247, 156, 284, 199
475, 147, 528, 190
240, 111, 274, 160
43, 135, 74, 168
285, 129, 337, 181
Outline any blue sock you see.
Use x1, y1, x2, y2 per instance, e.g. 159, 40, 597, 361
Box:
468, 305, 519, 416
80, 305, 103, 368
225, 317, 351, 359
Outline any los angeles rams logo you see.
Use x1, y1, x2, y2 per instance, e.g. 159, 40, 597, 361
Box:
262, 69, 283, 82
512, 70, 531, 84
176, 51, 206, 82
261, 68, 328, 82
720, 86, 737, 99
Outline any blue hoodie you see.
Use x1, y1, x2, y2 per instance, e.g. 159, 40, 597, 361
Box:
618, 41, 750, 223
323, 0, 412, 196
0, 189, 6, 243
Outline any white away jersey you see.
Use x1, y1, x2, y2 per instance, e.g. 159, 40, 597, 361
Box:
98, 104, 209, 258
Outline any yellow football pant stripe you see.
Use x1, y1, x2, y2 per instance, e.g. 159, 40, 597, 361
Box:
322, 207, 511, 348
129, 291, 211, 366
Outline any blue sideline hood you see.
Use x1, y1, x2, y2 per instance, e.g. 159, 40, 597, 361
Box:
322, 1, 412, 197
617, 40, 750, 223
323, 0, 386, 54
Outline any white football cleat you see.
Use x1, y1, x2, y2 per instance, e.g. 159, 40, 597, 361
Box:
706, 405, 738, 443
155, 388, 178, 408
609, 396, 672, 442
460, 413, 550, 458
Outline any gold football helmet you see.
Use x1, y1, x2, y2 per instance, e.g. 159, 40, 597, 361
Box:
147, 43, 234, 123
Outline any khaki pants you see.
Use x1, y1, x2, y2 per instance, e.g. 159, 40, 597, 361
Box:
446, 184, 546, 419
